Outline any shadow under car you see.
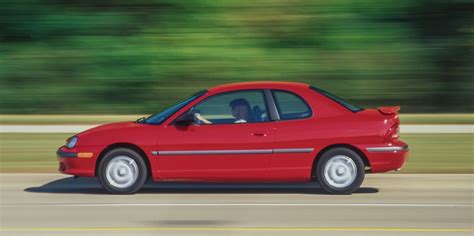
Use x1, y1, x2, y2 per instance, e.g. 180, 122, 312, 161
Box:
24, 177, 378, 195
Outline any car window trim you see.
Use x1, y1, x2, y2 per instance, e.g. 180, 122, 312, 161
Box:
172, 89, 273, 126
264, 89, 280, 121
310, 86, 364, 113
270, 89, 313, 121
145, 90, 208, 125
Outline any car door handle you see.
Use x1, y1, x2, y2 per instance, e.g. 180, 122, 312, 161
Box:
251, 131, 269, 137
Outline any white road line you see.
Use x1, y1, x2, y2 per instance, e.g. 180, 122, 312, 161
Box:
0, 125, 98, 133
0, 173, 61, 176
401, 125, 473, 133
0, 124, 472, 133
7, 203, 471, 207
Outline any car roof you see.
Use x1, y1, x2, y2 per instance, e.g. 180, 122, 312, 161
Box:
208, 81, 310, 94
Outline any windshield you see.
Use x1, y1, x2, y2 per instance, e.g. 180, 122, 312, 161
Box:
144, 90, 207, 124
310, 86, 364, 112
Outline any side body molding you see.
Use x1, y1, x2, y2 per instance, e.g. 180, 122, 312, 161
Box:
151, 148, 314, 156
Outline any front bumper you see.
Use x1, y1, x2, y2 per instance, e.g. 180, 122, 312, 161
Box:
57, 146, 97, 177
57, 148, 78, 158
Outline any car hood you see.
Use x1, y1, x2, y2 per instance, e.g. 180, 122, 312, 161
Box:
77, 121, 138, 136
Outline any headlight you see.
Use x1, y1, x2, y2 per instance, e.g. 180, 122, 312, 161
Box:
66, 136, 78, 149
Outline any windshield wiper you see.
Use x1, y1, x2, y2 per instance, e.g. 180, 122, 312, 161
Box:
135, 116, 147, 123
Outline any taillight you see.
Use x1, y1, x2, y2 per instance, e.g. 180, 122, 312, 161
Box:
385, 124, 399, 141
392, 126, 400, 139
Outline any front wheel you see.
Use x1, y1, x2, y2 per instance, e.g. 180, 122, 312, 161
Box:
316, 147, 365, 194
98, 148, 148, 194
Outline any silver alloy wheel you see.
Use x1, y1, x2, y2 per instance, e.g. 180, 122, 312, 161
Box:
323, 155, 357, 188
105, 155, 139, 189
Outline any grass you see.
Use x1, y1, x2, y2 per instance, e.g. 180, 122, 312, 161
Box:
0, 133, 71, 173
400, 114, 473, 125
0, 114, 472, 125
0, 115, 143, 125
0, 133, 472, 173
400, 134, 473, 173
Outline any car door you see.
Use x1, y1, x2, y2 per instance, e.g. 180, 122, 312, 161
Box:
268, 89, 317, 181
156, 90, 275, 181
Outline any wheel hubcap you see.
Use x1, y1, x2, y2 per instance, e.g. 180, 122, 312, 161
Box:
323, 155, 357, 188
105, 155, 139, 189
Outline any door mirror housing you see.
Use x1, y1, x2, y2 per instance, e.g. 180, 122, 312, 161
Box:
174, 113, 195, 126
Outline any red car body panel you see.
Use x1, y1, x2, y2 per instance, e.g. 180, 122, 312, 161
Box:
57, 82, 408, 182
156, 122, 275, 181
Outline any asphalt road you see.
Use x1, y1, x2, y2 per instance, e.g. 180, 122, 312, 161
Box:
0, 174, 472, 236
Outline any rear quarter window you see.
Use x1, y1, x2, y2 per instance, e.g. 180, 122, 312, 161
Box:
272, 90, 312, 120
310, 86, 364, 112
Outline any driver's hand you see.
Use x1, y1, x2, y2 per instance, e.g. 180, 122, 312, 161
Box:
194, 113, 212, 124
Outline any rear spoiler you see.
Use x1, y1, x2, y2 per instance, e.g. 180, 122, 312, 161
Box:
377, 106, 400, 115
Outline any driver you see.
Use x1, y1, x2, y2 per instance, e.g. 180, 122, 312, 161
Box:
195, 98, 252, 124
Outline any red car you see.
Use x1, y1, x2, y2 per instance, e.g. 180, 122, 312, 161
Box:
57, 82, 408, 194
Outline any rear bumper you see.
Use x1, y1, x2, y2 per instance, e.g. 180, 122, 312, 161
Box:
366, 145, 408, 153
360, 142, 409, 173
57, 146, 97, 177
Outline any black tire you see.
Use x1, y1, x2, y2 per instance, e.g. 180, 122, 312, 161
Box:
316, 147, 365, 194
98, 148, 148, 194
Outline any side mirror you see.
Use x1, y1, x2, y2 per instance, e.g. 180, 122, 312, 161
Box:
174, 113, 195, 126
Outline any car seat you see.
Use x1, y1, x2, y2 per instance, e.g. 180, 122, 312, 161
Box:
252, 105, 267, 122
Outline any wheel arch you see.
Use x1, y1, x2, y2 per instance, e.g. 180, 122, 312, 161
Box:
311, 144, 370, 180
95, 142, 152, 178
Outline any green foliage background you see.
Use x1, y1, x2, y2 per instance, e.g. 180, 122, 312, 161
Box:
1, 0, 472, 114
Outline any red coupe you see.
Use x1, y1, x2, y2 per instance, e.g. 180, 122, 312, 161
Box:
57, 82, 408, 194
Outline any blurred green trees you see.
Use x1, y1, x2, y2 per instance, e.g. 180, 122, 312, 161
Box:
1, 0, 472, 114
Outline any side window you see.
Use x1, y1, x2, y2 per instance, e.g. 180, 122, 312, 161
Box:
272, 90, 312, 120
192, 90, 269, 124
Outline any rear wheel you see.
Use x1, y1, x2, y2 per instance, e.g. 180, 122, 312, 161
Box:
316, 147, 365, 194
98, 148, 147, 194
